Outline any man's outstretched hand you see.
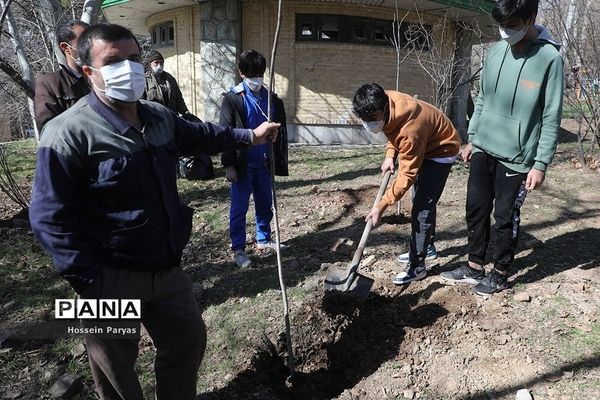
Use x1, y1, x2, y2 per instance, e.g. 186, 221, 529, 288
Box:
252, 122, 280, 144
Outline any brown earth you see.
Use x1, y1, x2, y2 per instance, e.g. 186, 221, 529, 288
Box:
0, 123, 599, 399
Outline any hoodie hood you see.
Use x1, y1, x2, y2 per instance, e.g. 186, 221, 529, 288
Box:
491, 25, 560, 115
534, 24, 561, 49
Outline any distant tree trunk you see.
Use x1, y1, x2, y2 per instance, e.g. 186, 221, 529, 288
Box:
0, 0, 14, 26
544, 0, 599, 168
561, 0, 577, 60
37, 0, 65, 66
81, 0, 101, 24
1, 0, 37, 140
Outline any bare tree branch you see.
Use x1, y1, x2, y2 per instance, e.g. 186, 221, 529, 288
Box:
0, 144, 30, 210
0, 0, 14, 27
0, 56, 34, 98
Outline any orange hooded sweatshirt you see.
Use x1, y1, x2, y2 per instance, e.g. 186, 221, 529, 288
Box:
377, 91, 461, 211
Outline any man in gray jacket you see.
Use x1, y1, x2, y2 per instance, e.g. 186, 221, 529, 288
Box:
30, 23, 279, 400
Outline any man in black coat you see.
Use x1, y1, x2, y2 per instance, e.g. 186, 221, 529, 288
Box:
34, 20, 90, 132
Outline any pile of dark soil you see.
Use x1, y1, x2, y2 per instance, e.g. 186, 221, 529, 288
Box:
200, 290, 448, 400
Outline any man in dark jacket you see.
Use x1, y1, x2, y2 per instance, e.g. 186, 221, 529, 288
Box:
143, 50, 191, 117
29, 24, 280, 400
220, 49, 289, 268
34, 20, 90, 132
143, 50, 214, 180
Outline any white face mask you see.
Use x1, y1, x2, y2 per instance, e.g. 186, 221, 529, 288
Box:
499, 25, 527, 46
244, 77, 264, 92
362, 120, 385, 134
90, 60, 146, 103
152, 65, 164, 75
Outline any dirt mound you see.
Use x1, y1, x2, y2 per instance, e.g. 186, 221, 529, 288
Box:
202, 290, 449, 400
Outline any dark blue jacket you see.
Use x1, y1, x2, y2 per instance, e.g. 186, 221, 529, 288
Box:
220, 84, 288, 177
29, 92, 253, 292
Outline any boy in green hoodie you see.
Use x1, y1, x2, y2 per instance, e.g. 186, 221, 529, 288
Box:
441, 0, 564, 295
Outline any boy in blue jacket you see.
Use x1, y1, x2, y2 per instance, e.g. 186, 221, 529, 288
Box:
220, 50, 289, 268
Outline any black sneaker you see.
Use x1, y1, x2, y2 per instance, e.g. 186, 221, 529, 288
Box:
440, 264, 485, 285
472, 269, 508, 296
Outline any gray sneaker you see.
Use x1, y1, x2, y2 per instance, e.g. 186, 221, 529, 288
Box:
233, 249, 252, 268
396, 243, 438, 264
440, 264, 485, 285
472, 269, 508, 296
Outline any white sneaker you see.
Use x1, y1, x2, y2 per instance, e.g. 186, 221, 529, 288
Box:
233, 249, 252, 268
256, 240, 288, 250
392, 263, 427, 285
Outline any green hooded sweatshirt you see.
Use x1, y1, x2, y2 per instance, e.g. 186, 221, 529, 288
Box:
468, 25, 564, 173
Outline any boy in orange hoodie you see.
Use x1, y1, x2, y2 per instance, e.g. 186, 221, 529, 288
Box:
353, 83, 461, 284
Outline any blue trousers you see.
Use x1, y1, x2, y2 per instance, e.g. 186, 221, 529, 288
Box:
229, 166, 273, 251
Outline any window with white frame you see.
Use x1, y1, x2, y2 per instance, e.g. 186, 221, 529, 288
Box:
151, 22, 174, 48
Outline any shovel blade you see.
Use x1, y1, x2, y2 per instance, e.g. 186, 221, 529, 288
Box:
324, 264, 374, 300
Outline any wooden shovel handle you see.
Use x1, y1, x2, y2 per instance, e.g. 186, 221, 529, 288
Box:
349, 170, 393, 268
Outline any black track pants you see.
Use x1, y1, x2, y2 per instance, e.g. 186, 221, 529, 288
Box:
466, 152, 528, 272
408, 159, 453, 265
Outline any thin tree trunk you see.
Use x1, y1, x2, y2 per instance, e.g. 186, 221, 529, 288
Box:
1, 0, 37, 140
37, 0, 65, 66
0, 0, 14, 26
561, 0, 577, 59
267, 0, 295, 381
81, 0, 101, 24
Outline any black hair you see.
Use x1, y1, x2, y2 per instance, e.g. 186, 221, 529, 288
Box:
352, 83, 388, 120
78, 23, 140, 67
238, 49, 266, 77
56, 20, 89, 54
491, 0, 539, 23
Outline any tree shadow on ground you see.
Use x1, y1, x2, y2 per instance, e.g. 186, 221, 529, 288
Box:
187, 169, 600, 307
190, 213, 412, 308
455, 353, 600, 400
190, 206, 599, 308
432, 227, 600, 287
557, 126, 579, 143
511, 227, 599, 285
178, 166, 381, 206
197, 283, 448, 400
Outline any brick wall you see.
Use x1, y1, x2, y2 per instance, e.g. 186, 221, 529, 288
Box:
241, 0, 456, 125
146, 1, 457, 126
146, 6, 203, 117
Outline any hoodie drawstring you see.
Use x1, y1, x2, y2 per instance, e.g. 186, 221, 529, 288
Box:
494, 45, 510, 94
510, 56, 528, 115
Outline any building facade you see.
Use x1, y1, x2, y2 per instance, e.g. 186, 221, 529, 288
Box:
102, 0, 495, 143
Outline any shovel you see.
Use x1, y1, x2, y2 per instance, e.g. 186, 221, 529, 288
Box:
324, 170, 393, 299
